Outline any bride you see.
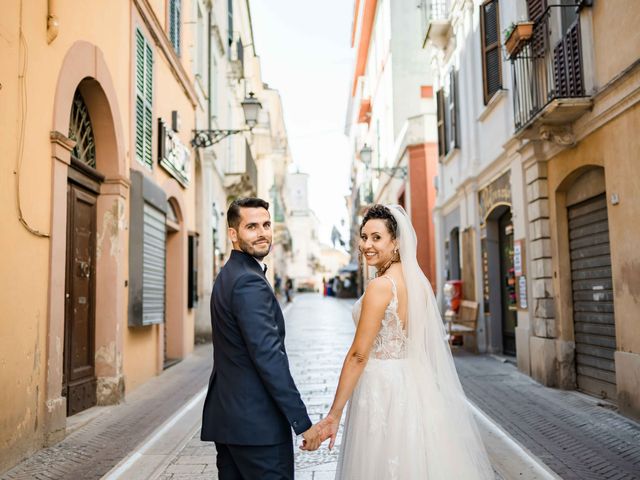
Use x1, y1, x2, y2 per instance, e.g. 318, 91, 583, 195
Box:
315, 204, 494, 479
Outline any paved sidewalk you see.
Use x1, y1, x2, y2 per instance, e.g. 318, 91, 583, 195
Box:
455, 352, 640, 480
2, 346, 212, 480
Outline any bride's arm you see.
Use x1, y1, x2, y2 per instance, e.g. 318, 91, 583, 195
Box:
322, 277, 392, 447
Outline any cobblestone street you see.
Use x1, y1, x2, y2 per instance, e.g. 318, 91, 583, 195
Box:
4, 293, 640, 480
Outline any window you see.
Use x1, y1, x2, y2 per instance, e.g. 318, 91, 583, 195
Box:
135, 28, 153, 168
169, 0, 181, 56
227, 0, 234, 55
480, 0, 502, 104
436, 69, 460, 158
196, 4, 204, 79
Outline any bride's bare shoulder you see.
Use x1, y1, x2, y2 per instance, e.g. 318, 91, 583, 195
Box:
362, 277, 393, 304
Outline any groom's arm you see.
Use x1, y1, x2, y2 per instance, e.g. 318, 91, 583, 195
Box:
232, 274, 312, 435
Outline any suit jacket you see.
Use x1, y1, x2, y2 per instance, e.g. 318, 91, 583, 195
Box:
201, 249, 311, 445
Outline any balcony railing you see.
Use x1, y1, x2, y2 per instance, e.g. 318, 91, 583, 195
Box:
421, 0, 451, 49
511, 5, 591, 131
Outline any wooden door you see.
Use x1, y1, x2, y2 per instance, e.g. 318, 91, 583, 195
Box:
63, 180, 98, 416
499, 210, 517, 356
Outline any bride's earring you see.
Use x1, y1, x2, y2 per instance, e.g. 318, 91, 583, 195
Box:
393, 246, 400, 262
358, 247, 364, 267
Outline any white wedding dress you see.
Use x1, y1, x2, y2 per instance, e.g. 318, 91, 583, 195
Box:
334, 205, 494, 480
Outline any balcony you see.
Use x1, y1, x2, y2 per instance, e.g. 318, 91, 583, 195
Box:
511, 5, 592, 136
421, 0, 452, 50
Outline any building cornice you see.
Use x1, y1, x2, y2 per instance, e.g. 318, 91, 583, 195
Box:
352, 0, 377, 97
133, 0, 198, 107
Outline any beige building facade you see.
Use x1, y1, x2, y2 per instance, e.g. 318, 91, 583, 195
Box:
425, 0, 640, 420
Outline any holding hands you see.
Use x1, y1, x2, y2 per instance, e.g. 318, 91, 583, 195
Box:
299, 410, 341, 452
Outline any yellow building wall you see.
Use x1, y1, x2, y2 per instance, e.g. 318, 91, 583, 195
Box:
1, 0, 197, 471
592, 0, 640, 88
0, 1, 132, 471
548, 103, 640, 355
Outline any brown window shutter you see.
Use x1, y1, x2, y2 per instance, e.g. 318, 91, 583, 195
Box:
554, 20, 584, 98
480, 0, 502, 105
449, 70, 460, 150
436, 89, 446, 157
526, 0, 546, 22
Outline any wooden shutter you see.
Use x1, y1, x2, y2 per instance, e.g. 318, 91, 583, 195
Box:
188, 234, 198, 309
436, 89, 446, 157
169, 0, 181, 56
135, 28, 153, 168
449, 70, 459, 151
527, 0, 547, 56
480, 0, 502, 104
554, 20, 584, 98
526, 0, 546, 21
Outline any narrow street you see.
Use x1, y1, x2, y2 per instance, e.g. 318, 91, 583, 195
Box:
4, 294, 639, 480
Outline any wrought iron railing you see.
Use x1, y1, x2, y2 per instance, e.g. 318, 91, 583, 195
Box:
511, 5, 588, 130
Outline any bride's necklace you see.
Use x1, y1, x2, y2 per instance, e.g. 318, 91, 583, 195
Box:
376, 256, 398, 277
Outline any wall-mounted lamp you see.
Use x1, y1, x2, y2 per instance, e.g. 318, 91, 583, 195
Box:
359, 144, 407, 179
191, 92, 262, 148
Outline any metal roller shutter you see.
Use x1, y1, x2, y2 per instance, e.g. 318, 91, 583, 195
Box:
568, 193, 617, 400
143, 203, 166, 325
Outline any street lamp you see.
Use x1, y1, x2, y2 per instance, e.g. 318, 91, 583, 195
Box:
359, 144, 407, 179
191, 92, 262, 148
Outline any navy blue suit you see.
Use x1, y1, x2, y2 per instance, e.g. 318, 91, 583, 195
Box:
201, 250, 311, 479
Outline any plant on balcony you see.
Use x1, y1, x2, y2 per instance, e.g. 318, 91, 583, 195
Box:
503, 21, 535, 58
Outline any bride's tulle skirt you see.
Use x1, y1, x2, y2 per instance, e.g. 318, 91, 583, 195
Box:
335, 358, 494, 480
335, 358, 429, 479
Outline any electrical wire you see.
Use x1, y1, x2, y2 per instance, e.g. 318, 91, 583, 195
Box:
15, 0, 49, 238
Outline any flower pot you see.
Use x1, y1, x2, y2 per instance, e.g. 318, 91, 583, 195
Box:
505, 22, 535, 58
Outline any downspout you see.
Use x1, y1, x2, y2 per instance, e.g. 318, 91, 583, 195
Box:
208, 6, 212, 129
47, 0, 60, 44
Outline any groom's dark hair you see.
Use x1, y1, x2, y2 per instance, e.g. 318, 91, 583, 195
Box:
227, 197, 270, 229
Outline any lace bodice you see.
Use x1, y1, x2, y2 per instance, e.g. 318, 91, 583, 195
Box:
352, 276, 408, 360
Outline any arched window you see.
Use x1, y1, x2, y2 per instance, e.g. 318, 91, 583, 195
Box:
69, 90, 96, 168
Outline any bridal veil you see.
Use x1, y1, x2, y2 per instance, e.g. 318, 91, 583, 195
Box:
388, 204, 494, 479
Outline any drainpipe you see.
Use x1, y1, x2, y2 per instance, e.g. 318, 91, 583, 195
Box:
207, 6, 212, 129
47, 0, 59, 44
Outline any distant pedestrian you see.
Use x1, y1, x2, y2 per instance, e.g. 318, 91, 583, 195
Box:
285, 277, 293, 303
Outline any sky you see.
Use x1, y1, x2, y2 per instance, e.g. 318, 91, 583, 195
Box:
249, 0, 354, 247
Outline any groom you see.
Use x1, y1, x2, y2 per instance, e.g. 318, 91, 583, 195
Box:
201, 197, 322, 479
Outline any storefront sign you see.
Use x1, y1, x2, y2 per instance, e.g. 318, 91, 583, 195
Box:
479, 172, 511, 224
518, 276, 528, 309
158, 119, 190, 187
514, 240, 524, 276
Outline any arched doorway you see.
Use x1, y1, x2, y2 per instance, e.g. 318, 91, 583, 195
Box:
48, 42, 127, 430
565, 167, 616, 399
63, 89, 104, 415
484, 205, 517, 355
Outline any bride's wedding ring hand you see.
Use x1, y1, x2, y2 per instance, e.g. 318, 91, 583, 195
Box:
320, 412, 340, 451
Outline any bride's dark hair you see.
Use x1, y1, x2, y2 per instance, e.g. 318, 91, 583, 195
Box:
360, 204, 398, 239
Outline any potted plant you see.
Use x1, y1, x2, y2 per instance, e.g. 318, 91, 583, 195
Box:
504, 21, 535, 58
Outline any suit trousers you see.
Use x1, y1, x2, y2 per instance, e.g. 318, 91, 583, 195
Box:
215, 441, 294, 480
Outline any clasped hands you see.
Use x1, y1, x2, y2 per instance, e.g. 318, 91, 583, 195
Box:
300, 411, 340, 451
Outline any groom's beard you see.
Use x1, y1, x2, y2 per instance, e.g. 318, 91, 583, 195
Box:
238, 236, 272, 260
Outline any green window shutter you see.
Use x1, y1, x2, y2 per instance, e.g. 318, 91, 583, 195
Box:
135, 28, 154, 168
169, 0, 181, 55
